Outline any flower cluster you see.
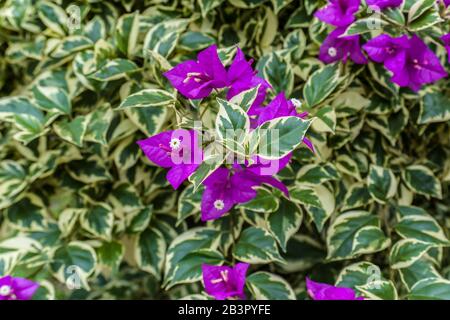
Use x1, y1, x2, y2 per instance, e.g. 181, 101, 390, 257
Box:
0, 275, 39, 300
316, 0, 449, 91
138, 45, 313, 222
201, 263, 364, 300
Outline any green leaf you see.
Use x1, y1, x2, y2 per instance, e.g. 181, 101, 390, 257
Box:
164, 228, 220, 286
38, 0, 67, 36
115, 12, 140, 58
290, 184, 335, 232
124, 105, 168, 136
80, 203, 114, 241
367, 165, 397, 203
179, 31, 215, 51
389, 239, 432, 269
394, 215, 450, 246
398, 258, 441, 291
127, 206, 153, 233
6, 194, 48, 231
326, 211, 390, 261
50, 242, 97, 290
267, 198, 302, 252
90, 59, 139, 81
343, 17, 387, 36
53, 115, 90, 147
51, 36, 93, 59
356, 280, 398, 300
119, 89, 175, 109
0, 161, 28, 210
418, 92, 450, 124
402, 165, 442, 199
252, 116, 313, 160
247, 272, 296, 300
198, 0, 226, 17
408, 0, 436, 22
408, 278, 450, 300
135, 227, 166, 279
229, 86, 260, 113
32, 85, 71, 115
296, 163, 340, 185
262, 52, 294, 96
233, 227, 284, 264
216, 98, 250, 155
168, 249, 224, 289
98, 241, 124, 274
237, 188, 279, 213
303, 63, 341, 108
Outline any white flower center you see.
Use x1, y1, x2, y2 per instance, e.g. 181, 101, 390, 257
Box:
183, 72, 202, 84
290, 98, 302, 108
328, 47, 337, 57
213, 199, 225, 210
169, 138, 181, 150
0, 285, 12, 297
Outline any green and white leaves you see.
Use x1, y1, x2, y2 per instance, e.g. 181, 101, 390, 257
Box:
91, 59, 139, 81
326, 211, 390, 261
50, 242, 97, 290
164, 228, 221, 288
135, 228, 166, 279
233, 227, 283, 264
252, 116, 313, 160
117, 89, 174, 109
303, 63, 342, 108
367, 165, 397, 203
247, 272, 296, 300
402, 165, 442, 199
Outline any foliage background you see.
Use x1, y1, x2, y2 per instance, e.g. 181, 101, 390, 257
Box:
0, 0, 449, 300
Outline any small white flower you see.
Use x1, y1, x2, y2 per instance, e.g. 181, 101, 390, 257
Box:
290, 98, 302, 108
169, 138, 181, 150
213, 199, 225, 210
0, 285, 12, 297
328, 47, 337, 58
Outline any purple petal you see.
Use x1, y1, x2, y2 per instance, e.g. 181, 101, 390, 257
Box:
197, 44, 228, 88
366, 0, 403, 10
315, 0, 360, 27
166, 163, 199, 190
12, 278, 40, 300
163, 60, 213, 99
442, 33, 450, 63
306, 277, 363, 300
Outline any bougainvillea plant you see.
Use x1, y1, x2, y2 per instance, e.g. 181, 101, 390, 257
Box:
0, 0, 449, 301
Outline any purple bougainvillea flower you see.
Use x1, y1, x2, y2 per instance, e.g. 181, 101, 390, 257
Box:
137, 129, 202, 190
202, 263, 249, 300
365, 0, 403, 10
363, 34, 410, 70
0, 275, 39, 300
442, 33, 450, 63
306, 278, 364, 300
253, 92, 314, 152
163, 45, 228, 99
319, 28, 368, 65
227, 48, 271, 115
201, 165, 288, 221
388, 35, 448, 91
315, 0, 361, 27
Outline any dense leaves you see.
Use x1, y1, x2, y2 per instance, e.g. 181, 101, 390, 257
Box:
0, 0, 449, 300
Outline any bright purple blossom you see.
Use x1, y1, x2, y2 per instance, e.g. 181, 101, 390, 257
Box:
227, 48, 271, 115
315, 0, 361, 27
137, 129, 202, 190
163, 45, 228, 99
306, 278, 364, 300
253, 92, 314, 152
201, 164, 289, 221
365, 0, 403, 10
442, 33, 450, 63
0, 275, 39, 300
202, 263, 249, 300
363, 34, 410, 70
388, 35, 447, 91
319, 28, 367, 65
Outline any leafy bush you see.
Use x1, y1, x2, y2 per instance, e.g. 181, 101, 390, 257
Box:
0, 0, 449, 300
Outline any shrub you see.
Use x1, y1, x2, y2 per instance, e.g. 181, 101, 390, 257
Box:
0, 0, 449, 300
